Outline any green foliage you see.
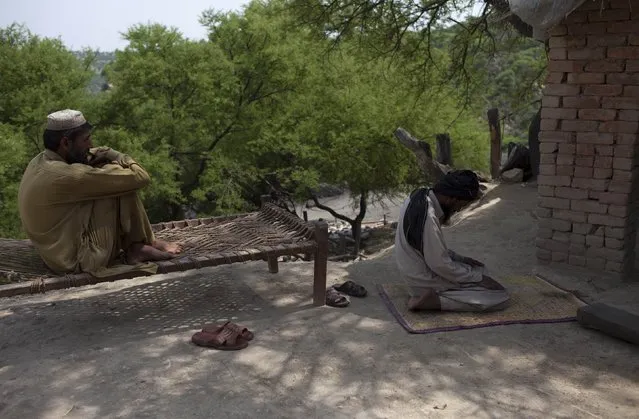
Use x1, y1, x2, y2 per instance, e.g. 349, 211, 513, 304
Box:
0, 0, 541, 238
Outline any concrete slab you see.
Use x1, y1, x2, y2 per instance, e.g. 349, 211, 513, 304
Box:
577, 303, 639, 345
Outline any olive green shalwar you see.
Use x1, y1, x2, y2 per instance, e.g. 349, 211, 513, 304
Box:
18, 148, 158, 276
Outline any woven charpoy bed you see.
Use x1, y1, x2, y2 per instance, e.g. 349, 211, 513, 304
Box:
0, 202, 329, 305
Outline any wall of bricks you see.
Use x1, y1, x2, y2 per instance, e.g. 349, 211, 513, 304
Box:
536, 0, 639, 277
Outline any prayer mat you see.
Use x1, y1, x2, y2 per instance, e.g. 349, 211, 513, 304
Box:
378, 275, 586, 334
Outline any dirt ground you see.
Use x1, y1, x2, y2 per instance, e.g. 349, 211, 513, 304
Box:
1, 183, 638, 419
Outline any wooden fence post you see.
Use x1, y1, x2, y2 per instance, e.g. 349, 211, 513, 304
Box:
487, 108, 502, 180
435, 133, 452, 166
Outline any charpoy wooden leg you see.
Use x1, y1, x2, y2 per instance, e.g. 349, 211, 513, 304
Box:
313, 221, 329, 306
267, 255, 278, 274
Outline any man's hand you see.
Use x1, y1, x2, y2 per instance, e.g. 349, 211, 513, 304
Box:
478, 275, 505, 290
462, 256, 484, 268
87, 150, 115, 168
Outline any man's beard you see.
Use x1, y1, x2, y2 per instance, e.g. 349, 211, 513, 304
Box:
66, 147, 88, 164
439, 203, 454, 225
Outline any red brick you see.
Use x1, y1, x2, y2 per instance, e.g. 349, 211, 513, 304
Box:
605, 237, 624, 250
549, 25, 568, 37
537, 206, 552, 219
618, 110, 639, 121
607, 73, 639, 84
587, 235, 605, 248
549, 36, 586, 48
561, 120, 599, 131
610, 0, 639, 9
551, 218, 573, 232
568, 73, 607, 85
627, 60, 639, 72
606, 227, 626, 239
569, 48, 607, 60
538, 175, 572, 187
567, 22, 607, 35
574, 166, 594, 178
588, 214, 626, 227
595, 155, 613, 168
577, 132, 614, 144
609, 205, 629, 217
576, 144, 596, 155
552, 252, 569, 262
595, 146, 614, 156
540, 143, 558, 153
538, 185, 555, 197
556, 187, 588, 200
557, 165, 575, 176
590, 190, 603, 200
614, 145, 635, 158
541, 119, 560, 131
608, 46, 639, 59
600, 121, 639, 133
612, 170, 633, 181
614, 134, 638, 145
576, 156, 595, 166
613, 157, 634, 170
624, 86, 639, 96
584, 59, 625, 72
594, 167, 614, 178
602, 97, 639, 109
549, 60, 586, 73
549, 49, 567, 60
540, 153, 556, 164
574, 199, 607, 214
630, 34, 639, 45
572, 177, 610, 190
557, 154, 575, 165
587, 34, 628, 46
605, 261, 623, 272
558, 143, 576, 155
609, 180, 633, 192
545, 84, 581, 96
571, 243, 587, 256
538, 228, 553, 239
542, 96, 561, 108
571, 233, 586, 245
587, 247, 625, 263
583, 84, 623, 96
578, 108, 617, 120
540, 131, 574, 143
587, 257, 606, 270
553, 231, 572, 243
589, 9, 631, 21
566, 11, 588, 23
569, 255, 587, 266
537, 249, 552, 261
546, 71, 566, 83
562, 96, 600, 108
543, 108, 577, 120
573, 223, 593, 235
607, 21, 639, 33
554, 210, 588, 223
539, 197, 570, 210
539, 164, 556, 175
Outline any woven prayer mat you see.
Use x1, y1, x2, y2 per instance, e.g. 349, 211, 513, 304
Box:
378, 276, 587, 334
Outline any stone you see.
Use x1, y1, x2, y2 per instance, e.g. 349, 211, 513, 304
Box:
577, 303, 639, 345
501, 168, 524, 183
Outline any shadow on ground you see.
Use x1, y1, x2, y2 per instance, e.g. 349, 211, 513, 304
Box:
1, 184, 638, 419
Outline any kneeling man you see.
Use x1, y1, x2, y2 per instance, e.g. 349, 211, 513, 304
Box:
395, 170, 510, 312
18, 109, 181, 275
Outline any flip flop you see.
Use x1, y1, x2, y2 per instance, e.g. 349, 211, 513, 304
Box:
202, 322, 254, 341
334, 280, 367, 297
191, 324, 249, 350
326, 287, 350, 308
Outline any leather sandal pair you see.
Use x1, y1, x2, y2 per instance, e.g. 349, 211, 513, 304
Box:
191, 321, 254, 350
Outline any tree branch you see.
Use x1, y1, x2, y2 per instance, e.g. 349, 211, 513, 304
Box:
309, 192, 355, 224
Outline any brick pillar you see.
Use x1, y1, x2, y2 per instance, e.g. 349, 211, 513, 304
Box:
536, 0, 639, 278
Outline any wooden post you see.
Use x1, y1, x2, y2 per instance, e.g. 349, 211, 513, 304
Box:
312, 221, 329, 306
267, 255, 278, 274
303, 210, 308, 222
487, 108, 502, 180
435, 133, 452, 166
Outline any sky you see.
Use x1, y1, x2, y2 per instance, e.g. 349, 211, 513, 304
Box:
0, 0, 249, 51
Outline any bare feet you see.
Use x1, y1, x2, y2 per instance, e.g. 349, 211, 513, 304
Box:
126, 243, 174, 264
407, 288, 441, 311
152, 239, 182, 254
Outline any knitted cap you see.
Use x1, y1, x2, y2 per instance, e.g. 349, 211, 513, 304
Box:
46, 109, 88, 131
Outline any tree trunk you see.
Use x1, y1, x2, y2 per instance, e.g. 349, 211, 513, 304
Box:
394, 127, 450, 183
487, 108, 502, 180
435, 133, 453, 166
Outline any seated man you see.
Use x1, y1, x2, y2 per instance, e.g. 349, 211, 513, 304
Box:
394, 170, 510, 312
18, 109, 181, 275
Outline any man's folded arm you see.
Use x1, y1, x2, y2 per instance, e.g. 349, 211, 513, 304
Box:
422, 216, 482, 285
48, 162, 151, 204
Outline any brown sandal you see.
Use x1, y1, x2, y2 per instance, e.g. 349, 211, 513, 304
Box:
191, 324, 249, 350
202, 322, 254, 341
